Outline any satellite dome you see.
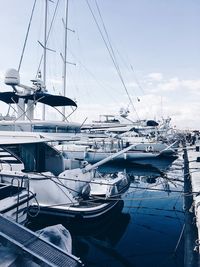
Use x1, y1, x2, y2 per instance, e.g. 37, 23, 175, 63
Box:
4, 68, 20, 86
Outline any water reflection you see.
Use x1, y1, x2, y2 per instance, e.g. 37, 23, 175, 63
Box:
98, 161, 170, 176
98, 157, 176, 175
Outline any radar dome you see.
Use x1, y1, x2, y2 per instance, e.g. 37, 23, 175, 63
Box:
4, 68, 20, 86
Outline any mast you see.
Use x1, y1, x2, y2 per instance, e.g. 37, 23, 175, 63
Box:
42, 0, 48, 120
62, 0, 69, 120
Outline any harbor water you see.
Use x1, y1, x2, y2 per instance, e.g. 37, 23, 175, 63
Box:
27, 156, 184, 267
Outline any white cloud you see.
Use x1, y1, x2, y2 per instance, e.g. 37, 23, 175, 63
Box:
158, 77, 180, 92
147, 72, 163, 81
180, 79, 200, 91
148, 77, 200, 94
126, 81, 139, 88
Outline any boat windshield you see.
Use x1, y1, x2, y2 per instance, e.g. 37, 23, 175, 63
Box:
33, 125, 78, 133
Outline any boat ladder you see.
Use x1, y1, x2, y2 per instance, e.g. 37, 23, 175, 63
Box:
0, 214, 83, 267
11, 176, 32, 223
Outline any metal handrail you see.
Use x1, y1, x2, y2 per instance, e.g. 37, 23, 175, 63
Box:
11, 177, 20, 223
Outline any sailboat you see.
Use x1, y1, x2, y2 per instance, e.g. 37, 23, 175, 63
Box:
0, 0, 81, 138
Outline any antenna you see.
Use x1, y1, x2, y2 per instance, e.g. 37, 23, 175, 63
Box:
42, 0, 48, 120
62, 0, 69, 120
61, 0, 76, 121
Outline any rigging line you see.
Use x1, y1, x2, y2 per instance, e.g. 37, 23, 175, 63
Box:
36, 0, 60, 77
18, 0, 37, 72
80, 117, 88, 128
174, 223, 185, 254
95, 0, 140, 119
126, 210, 184, 222
32, 174, 128, 206
131, 178, 161, 213
33, 174, 80, 204
26, 171, 185, 194
94, 0, 140, 107
94, 0, 142, 105
124, 205, 184, 213
68, 50, 120, 104
85, 0, 140, 120
50, 179, 77, 203
127, 184, 184, 194
37, 172, 83, 195
44, 193, 180, 209
126, 183, 182, 194
12, 96, 45, 123
127, 190, 190, 197
94, 195, 182, 201
66, 106, 77, 120
173, 196, 184, 226
10, 97, 32, 123
5, 105, 18, 119
134, 222, 171, 235
130, 65, 146, 95
62, 175, 183, 194
114, 47, 147, 100
134, 178, 152, 213
29, 171, 129, 193
52, 106, 69, 122
6, 105, 11, 116
94, 0, 120, 76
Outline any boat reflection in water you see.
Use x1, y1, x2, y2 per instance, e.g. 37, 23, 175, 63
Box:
98, 161, 169, 176
28, 199, 132, 266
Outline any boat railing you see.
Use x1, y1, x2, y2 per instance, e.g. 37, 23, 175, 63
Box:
10, 175, 31, 223
11, 177, 20, 222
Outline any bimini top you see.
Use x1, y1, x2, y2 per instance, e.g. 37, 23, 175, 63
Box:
0, 91, 77, 107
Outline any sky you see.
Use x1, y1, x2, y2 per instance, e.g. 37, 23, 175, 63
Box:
0, 0, 199, 129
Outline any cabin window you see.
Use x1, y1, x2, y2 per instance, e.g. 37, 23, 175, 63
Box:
33, 125, 78, 133
33, 126, 56, 132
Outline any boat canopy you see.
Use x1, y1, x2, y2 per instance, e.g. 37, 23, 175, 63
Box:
0, 91, 77, 107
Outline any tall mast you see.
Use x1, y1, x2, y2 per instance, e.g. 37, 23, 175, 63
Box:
62, 0, 69, 120
42, 0, 48, 120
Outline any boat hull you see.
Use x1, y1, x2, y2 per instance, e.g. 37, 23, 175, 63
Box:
63, 150, 177, 171
29, 199, 120, 220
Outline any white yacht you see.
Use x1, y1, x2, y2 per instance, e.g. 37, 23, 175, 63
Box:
0, 133, 130, 220
81, 108, 160, 135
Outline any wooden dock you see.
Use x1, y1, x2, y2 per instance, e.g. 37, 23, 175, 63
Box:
184, 145, 200, 266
